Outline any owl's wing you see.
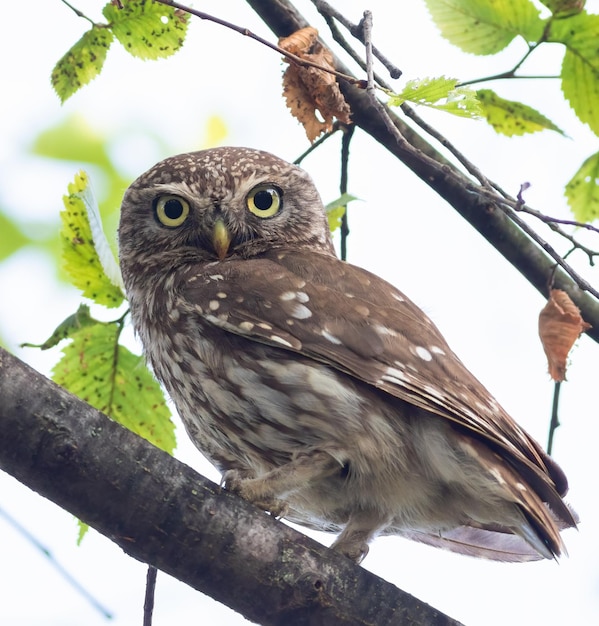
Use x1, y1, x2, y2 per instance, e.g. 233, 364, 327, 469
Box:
183, 249, 574, 523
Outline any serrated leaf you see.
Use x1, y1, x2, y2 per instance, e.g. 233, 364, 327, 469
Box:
476, 89, 565, 135
546, 12, 599, 133
325, 193, 358, 233
389, 77, 482, 118
565, 151, 599, 221
51, 27, 114, 103
53, 323, 176, 453
560, 48, 599, 135
103, 0, 189, 61
61, 171, 125, 307
423, 0, 545, 55
21, 304, 95, 350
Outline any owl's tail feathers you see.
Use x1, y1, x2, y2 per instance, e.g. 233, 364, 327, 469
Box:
396, 526, 553, 562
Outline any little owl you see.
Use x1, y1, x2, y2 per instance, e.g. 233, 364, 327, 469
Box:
118, 147, 576, 563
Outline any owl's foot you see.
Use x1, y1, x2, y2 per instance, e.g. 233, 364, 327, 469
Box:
222, 452, 339, 519
222, 469, 288, 518
331, 510, 389, 563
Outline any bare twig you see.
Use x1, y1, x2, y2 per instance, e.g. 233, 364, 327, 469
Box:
547, 381, 562, 455
0, 505, 112, 619
339, 125, 355, 261
154, 0, 366, 88
310, 0, 401, 79
143, 566, 157, 626
60, 0, 97, 25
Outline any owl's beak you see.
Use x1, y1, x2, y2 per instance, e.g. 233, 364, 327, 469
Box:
212, 218, 231, 260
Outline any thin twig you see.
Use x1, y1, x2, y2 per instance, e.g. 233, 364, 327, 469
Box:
361, 11, 375, 96
293, 124, 342, 165
311, 0, 401, 79
0, 505, 113, 619
154, 0, 365, 88
143, 566, 157, 626
60, 0, 97, 25
339, 125, 355, 262
547, 381, 562, 455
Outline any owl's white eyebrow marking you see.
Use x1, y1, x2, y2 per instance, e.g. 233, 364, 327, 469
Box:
414, 346, 432, 361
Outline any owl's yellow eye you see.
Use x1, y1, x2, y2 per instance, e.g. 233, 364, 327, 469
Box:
156, 195, 190, 227
246, 185, 282, 218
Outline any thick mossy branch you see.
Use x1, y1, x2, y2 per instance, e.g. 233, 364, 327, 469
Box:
0, 347, 462, 626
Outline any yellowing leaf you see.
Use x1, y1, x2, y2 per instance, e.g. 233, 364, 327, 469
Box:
53, 322, 176, 453
61, 171, 125, 307
51, 27, 114, 103
476, 89, 565, 135
103, 0, 189, 61
423, 0, 545, 55
325, 193, 358, 233
565, 151, 599, 221
388, 77, 481, 118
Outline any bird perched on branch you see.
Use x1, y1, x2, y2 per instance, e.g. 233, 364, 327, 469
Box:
118, 146, 576, 563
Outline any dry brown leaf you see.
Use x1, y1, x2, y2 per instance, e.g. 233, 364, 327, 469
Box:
538, 289, 591, 381
279, 27, 351, 142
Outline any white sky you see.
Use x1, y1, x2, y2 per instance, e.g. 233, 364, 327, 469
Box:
1, 1, 598, 624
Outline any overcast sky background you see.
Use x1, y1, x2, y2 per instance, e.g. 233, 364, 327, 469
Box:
1, 1, 598, 624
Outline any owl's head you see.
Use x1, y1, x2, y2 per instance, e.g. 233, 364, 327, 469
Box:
118, 147, 335, 284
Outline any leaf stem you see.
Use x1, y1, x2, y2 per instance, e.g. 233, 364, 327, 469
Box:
60, 0, 97, 26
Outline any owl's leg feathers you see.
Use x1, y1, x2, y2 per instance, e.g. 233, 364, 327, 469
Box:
331, 510, 391, 563
222, 451, 340, 518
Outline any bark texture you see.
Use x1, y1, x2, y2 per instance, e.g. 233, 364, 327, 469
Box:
0, 347, 463, 626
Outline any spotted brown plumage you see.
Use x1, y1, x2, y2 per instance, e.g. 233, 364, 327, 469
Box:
118, 146, 576, 563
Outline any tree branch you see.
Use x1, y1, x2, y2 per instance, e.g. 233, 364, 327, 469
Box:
244, 0, 599, 343
0, 347, 462, 626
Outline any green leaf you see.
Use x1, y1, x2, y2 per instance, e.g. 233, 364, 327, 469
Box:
51, 27, 114, 103
103, 0, 189, 60
423, 0, 545, 55
53, 322, 176, 454
61, 171, 125, 307
388, 77, 482, 118
21, 304, 95, 350
325, 193, 358, 233
476, 88, 565, 135
547, 12, 599, 134
565, 151, 599, 221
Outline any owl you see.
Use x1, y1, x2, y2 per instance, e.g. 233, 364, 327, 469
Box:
118, 147, 576, 563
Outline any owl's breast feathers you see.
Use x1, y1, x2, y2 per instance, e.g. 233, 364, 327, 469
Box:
179, 248, 575, 530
